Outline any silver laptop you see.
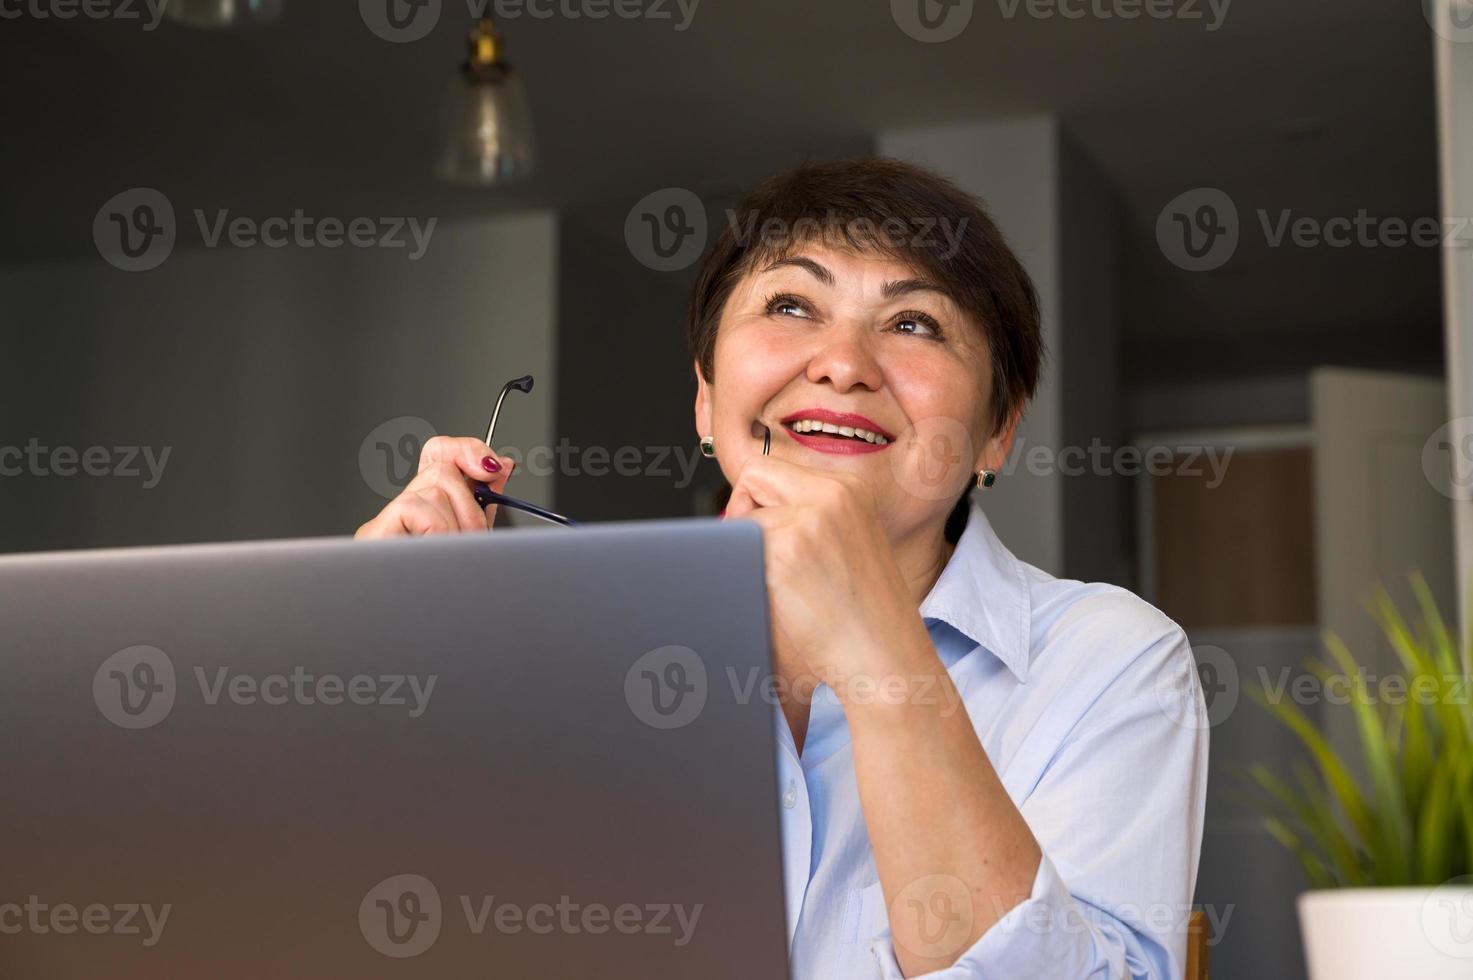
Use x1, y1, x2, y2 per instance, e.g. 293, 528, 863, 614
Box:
0, 519, 789, 978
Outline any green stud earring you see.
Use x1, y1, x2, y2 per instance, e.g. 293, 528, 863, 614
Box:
977, 469, 997, 489
700, 436, 715, 458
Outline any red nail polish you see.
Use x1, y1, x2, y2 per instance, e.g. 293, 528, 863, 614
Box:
482, 456, 500, 473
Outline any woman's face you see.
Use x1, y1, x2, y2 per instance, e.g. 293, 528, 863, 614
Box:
694, 241, 1016, 542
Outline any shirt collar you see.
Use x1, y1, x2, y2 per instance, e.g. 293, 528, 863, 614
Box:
918, 499, 1033, 683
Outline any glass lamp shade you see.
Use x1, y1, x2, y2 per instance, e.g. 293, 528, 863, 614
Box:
164, 0, 283, 28
434, 64, 535, 186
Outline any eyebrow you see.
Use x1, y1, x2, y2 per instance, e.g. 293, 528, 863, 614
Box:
762, 257, 948, 301
881, 277, 947, 300
763, 256, 834, 285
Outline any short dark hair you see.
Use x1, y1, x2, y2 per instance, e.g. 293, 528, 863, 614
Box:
689, 158, 1045, 541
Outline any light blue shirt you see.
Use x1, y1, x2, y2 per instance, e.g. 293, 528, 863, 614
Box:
776, 500, 1209, 979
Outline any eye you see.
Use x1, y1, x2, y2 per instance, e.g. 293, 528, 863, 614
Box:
764, 292, 812, 319
892, 310, 945, 340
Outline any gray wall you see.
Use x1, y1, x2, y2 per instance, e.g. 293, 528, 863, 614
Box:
553, 199, 720, 523
0, 212, 557, 552
1059, 131, 1129, 586
1435, 0, 1473, 623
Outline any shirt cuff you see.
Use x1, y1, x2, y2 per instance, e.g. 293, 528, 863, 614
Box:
868, 852, 1099, 979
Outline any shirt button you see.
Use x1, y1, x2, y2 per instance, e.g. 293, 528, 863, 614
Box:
782, 781, 797, 809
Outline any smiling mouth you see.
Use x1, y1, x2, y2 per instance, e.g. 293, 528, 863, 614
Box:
782, 419, 891, 445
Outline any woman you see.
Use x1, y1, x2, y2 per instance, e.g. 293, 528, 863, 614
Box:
356, 159, 1208, 979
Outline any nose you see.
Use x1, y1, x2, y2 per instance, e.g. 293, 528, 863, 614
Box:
805, 323, 883, 393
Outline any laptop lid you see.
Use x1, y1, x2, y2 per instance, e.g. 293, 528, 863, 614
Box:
0, 519, 788, 978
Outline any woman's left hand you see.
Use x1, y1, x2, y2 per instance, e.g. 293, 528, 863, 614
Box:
722, 455, 931, 691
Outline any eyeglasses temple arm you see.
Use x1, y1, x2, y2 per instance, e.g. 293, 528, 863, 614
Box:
471, 484, 579, 528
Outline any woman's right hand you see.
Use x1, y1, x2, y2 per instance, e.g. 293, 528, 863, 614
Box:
355, 436, 516, 538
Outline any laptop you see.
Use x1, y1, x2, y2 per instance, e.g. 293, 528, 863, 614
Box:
0, 519, 789, 978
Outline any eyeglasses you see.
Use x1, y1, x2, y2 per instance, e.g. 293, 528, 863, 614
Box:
469, 375, 579, 528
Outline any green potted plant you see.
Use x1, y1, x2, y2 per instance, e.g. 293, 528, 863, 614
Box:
1245, 575, 1473, 979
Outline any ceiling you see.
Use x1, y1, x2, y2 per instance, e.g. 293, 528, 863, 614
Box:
0, 1, 1445, 382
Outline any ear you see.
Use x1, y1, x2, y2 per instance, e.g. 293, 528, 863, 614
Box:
693, 359, 713, 439
976, 403, 1022, 473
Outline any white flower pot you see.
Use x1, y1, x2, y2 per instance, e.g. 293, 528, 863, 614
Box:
1298, 884, 1473, 980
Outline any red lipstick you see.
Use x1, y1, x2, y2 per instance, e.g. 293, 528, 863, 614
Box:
777, 408, 895, 455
